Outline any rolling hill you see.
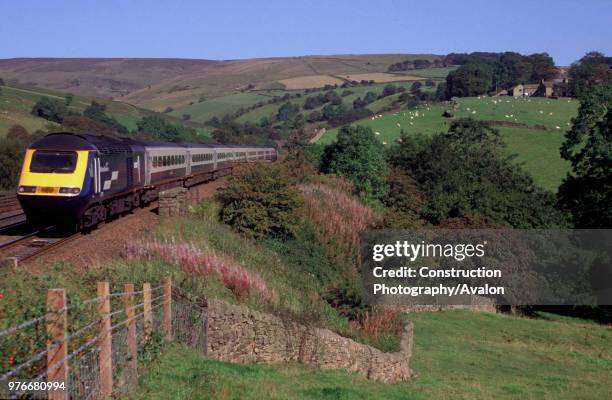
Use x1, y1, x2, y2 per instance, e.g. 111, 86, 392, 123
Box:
0, 54, 445, 111
0, 82, 210, 138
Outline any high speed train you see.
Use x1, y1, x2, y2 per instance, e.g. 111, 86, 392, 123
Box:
16, 132, 276, 228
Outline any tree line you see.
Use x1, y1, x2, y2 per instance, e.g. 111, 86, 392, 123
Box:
439, 51, 611, 99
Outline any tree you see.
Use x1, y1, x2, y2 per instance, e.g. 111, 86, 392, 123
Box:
31, 97, 70, 123
321, 125, 388, 200
558, 84, 612, 228
382, 168, 424, 228
499, 52, 533, 86
218, 163, 302, 240
182, 114, 191, 121
434, 82, 447, 101
527, 53, 558, 82
568, 52, 612, 97
364, 91, 377, 104
425, 79, 435, 87
389, 119, 569, 228
0, 125, 35, 190
445, 63, 493, 97
410, 81, 423, 92
83, 101, 128, 134
277, 102, 299, 121
307, 110, 322, 123
136, 115, 197, 142
381, 84, 398, 97
62, 115, 117, 135
64, 94, 73, 106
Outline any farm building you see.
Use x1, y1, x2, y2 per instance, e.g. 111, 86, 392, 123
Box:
509, 80, 556, 97
509, 83, 540, 97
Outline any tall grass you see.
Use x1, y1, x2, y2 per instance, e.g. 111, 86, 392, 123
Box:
124, 239, 277, 304
299, 183, 378, 260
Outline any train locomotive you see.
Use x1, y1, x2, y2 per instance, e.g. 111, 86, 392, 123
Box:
16, 132, 276, 228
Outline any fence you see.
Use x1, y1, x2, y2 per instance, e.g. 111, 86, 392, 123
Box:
0, 277, 208, 399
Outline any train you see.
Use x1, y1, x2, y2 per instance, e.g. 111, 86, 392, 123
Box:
16, 132, 277, 228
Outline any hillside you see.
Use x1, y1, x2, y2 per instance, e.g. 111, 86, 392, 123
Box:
0, 55, 444, 111
317, 96, 578, 192
133, 311, 612, 400
0, 82, 210, 138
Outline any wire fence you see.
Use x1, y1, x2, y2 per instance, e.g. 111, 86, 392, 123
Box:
0, 278, 207, 399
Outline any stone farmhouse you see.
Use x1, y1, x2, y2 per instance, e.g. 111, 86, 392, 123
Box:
508, 80, 555, 97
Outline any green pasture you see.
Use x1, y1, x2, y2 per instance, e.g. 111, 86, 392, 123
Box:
319, 97, 578, 191
133, 310, 612, 400
234, 81, 436, 124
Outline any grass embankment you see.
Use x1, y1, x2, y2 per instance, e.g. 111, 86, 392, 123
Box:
318, 97, 578, 192
133, 310, 612, 400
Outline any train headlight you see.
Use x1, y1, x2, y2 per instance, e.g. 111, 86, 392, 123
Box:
17, 186, 36, 193
59, 187, 81, 194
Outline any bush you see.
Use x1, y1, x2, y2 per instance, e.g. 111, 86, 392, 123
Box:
218, 163, 302, 240
31, 97, 70, 123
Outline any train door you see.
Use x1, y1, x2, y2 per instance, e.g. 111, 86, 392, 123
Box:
90, 152, 101, 197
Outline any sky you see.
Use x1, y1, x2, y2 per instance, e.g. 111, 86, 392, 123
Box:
1, 0, 610, 65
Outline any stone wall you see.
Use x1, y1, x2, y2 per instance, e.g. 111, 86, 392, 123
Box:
401, 295, 497, 314
158, 188, 188, 217
206, 299, 413, 383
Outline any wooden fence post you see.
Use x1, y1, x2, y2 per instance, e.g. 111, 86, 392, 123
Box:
123, 283, 137, 372
143, 282, 152, 343
97, 282, 113, 399
46, 289, 68, 400
163, 277, 172, 340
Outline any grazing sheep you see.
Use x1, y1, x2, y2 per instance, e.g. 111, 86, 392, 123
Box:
375, 131, 380, 135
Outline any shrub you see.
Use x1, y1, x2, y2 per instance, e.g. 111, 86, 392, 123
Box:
218, 163, 302, 240
354, 307, 402, 340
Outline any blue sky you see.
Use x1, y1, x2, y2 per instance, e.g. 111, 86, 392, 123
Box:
1, 0, 610, 65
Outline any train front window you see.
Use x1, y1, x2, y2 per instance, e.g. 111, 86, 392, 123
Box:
30, 150, 77, 173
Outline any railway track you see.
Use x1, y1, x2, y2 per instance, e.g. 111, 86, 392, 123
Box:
0, 226, 81, 264
0, 193, 25, 231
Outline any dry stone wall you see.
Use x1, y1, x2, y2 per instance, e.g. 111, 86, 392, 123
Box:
206, 299, 413, 383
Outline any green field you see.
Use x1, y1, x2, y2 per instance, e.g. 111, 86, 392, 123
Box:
166, 79, 440, 127
318, 97, 578, 192
133, 310, 612, 400
0, 84, 211, 138
396, 66, 458, 78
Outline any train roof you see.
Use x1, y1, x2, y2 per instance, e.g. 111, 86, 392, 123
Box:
29, 132, 276, 151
